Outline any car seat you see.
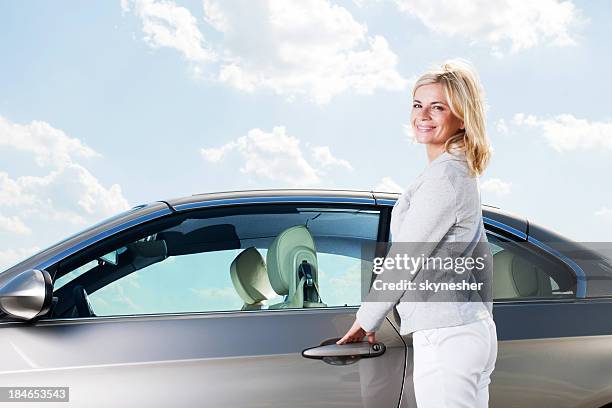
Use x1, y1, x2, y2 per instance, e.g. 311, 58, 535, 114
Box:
230, 247, 276, 310
266, 225, 326, 309
493, 250, 553, 299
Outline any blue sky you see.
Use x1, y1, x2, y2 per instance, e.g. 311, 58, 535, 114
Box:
1, 0, 612, 271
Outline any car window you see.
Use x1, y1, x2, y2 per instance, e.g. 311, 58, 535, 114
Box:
50, 205, 380, 318
488, 233, 576, 300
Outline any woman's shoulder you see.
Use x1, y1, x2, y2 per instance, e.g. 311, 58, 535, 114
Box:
401, 151, 477, 200
413, 163, 479, 208
423, 157, 475, 187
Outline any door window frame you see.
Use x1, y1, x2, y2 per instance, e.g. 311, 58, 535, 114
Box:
43, 202, 387, 321
374, 204, 581, 304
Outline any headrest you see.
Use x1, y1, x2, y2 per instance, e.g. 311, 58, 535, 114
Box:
267, 225, 317, 296
230, 247, 275, 305
510, 255, 541, 297
493, 251, 549, 298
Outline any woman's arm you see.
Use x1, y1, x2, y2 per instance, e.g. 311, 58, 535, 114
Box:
340, 176, 458, 341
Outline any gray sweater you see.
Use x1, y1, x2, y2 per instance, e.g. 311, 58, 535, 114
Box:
357, 149, 493, 335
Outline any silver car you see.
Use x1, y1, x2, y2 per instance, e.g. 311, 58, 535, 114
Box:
1, 189, 610, 407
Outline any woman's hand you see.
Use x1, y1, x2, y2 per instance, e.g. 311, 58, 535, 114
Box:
336, 318, 377, 345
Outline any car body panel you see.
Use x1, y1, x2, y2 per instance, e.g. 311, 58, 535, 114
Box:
490, 333, 612, 408
167, 189, 377, 212
375, 192, 612, 408
0, 308, 405, 408
1, 189, 611, 407
490, 300, 612, 407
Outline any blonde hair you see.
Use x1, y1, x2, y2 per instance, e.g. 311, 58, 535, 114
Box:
413, 59, 491, 177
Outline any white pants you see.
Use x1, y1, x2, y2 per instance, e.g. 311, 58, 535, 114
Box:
412, 316, 498, 408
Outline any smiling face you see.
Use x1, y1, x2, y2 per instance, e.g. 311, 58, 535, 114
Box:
411, 83, 464, 147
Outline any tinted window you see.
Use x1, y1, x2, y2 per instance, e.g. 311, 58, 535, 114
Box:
488, 233, 576, 300
51, 205, 380, 318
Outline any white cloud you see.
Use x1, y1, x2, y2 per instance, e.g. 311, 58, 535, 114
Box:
201, 126, 321, 186
189, 286, 246, 309
512, 113, 612, 151
190, 287, 237, 299
495, 119, 509, 135
122, 0, 216, 63
393, 0, 584, 54
123, 0, 407, 103
208, 0, 407, 103
0, 116, 130, 271
0, 214, 31, 235
201, 127, 354, 186
11, 164, 130, 224
310, 146, 353, 171
352, 0, 375, 7
105, 284, 141, 312
373, 176, 403, 193
0, 115, 130, 226
0, 172, 36, 207
202, 0, 230, 32
480, 178, 512, 196
0, 247, 40, 272
199, 142, 236, 163
595, 207, 612, 218
0, 116, 98, 167
403, 123, 417, 142
325, 265, 362, 306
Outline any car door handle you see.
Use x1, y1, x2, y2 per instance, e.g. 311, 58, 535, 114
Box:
302, 341, 386, 360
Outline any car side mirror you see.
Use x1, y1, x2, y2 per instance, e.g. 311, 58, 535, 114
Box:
0, 269, 53, 321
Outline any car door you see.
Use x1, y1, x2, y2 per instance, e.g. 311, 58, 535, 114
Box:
391, 216, 595, 408
0, 202, 407, 408
482, 229, 611, 408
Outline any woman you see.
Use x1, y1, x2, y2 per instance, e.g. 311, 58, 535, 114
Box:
337, 59, 498, 408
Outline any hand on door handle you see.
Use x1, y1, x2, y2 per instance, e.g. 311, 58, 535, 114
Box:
302, 341, 386, 360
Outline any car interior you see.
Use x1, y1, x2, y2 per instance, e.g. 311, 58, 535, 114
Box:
230, 247, 275, 311
230, 225, 327, 311
51, 210, 344, 318
53, 228, 326, 317
47, 207, 577, 319
490, 234, 576, 300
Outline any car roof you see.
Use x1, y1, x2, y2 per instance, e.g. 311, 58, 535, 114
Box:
165, 188, 377, 208
164, 188, 529, 236
1, 189, 529, 279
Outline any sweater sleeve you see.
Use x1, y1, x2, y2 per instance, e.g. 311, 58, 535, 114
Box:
356, 176, 457, 333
